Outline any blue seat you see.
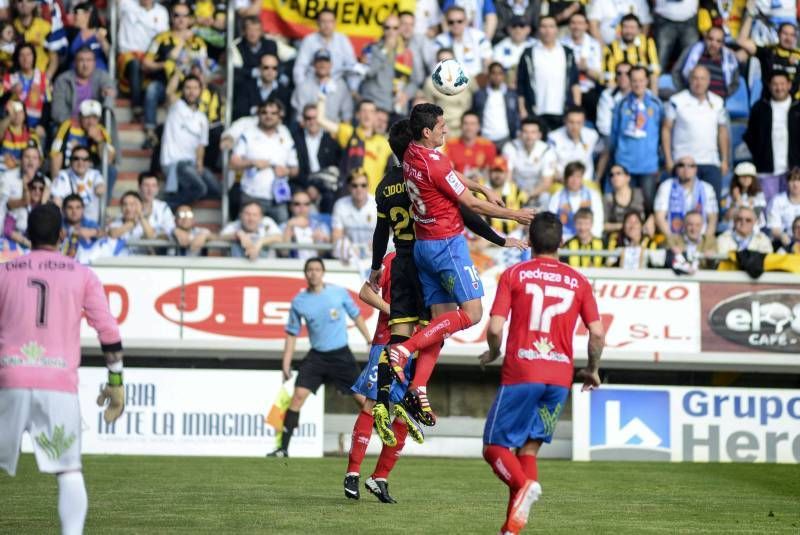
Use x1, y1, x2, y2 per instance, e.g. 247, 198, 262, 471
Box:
749, 76, 763, 105
658, 74, 675, 92
726, 76, 750, 119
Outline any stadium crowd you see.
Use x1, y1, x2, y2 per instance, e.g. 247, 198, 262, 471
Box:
0, 0, 798, 275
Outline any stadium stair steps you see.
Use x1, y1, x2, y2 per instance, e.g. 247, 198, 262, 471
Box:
109, 99, 223, 232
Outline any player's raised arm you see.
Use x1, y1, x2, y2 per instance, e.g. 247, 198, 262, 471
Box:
460, 205, 527, 249
458, 186, 534, 225
457, 172, 505, 207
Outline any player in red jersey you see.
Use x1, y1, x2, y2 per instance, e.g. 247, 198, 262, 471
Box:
344, 251, 421, 503
380, 103, 534, 430
480, 212, 605, 534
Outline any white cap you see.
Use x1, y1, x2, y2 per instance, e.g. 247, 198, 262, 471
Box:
79, 99, 102, 117
733, 161, 757, 177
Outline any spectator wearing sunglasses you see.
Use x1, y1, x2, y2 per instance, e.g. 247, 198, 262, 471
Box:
435, 6, 492, 78
171, 204, 211, 256
50, 145, 105, 225
717, 206, 773, 257
234, 52, 291, 121
331, 168, 376, 262
3, 173, 47, 248
281, 190, 331, 260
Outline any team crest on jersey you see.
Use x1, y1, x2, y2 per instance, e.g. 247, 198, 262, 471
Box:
429, 152, 440, 160
330, 308, 340, 320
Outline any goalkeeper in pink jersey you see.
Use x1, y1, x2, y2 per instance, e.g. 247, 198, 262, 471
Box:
0, 204, 125, 535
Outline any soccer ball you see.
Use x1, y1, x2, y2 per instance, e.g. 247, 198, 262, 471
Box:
431, 59, 470, 96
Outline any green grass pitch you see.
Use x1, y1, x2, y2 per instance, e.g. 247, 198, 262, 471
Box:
2, 455, 799, 534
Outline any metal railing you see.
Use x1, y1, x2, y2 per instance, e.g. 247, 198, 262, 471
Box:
100, 0, 119, 226
220, 0, 236, 228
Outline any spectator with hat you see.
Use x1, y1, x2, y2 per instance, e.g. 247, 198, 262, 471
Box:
291, 48, 353, 124
720, 162, 767, 232
293, 8, 358, 91
479, 155, 528, 236
50, 99, 115, 179
0, 99, 39, 172
653, 155, 718, 241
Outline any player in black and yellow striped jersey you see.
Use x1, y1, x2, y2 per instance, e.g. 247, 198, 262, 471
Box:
560, 207, 604, 267
477, 156, 529, 236
602, 14, 660, 93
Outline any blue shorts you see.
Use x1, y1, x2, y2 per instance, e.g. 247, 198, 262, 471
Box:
413, 234, 484, 307
350, 344, 411, 403
483, 383, 569, 448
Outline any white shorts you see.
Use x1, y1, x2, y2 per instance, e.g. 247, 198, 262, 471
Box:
0, 389, 82, 476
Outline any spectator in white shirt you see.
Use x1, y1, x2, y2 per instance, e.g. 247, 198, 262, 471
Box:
662, 65, 729, 203
160, 74, 220, 210
0, 145, 49, 228
107, 190, 155, 255
654, 156, 718, 240
138, 172, 175, 239
491, 16, 534, 82
717, 206, 773, 257
281, 190, 331, 260
768, 168, 800, 249
435, 6, 492, 78
442, 0, 498, 40
293, 8, 358, 91
517, 16, 581, 133
548, 107, 599, 181
589, 0, 652, 45
230, 99, 299, 224
172, 203, 211, 256
220, 200, 282, 260
561, 12, 604, 121
502, 117, 557, 207
332, 168, 377, 262
50, 145, 105, 224
549, 161, 604, 240
118, 0, 169, 117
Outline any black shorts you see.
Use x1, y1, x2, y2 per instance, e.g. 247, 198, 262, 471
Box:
389, 246, 432, 326
295, 346, 360, 395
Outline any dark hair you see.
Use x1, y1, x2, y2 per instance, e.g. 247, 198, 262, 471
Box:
488, 61, 505, 72
304, 257, 325, 272
792, 215, 800, 230
778, 22, 797, 34
29, 174, 46, 187
138, 172, 158, 187
706, 25, 725, 37
520, 116, 543, 130
629, 65, 649, 79
73, 2, 100, 28
27, 203, 62, 248
63, 193, 84, 208
684, 209, 703, 221
461, 110, 480, 124
260, 98, 285, 116
445, 5, 466, 16
409, 103, 443, 139
620, 210, 643, 244
180, 74, 202, 91
529, 212, 562, 254
317, 7, 336, 19
356, 99, 376, 113
260, 53, 279, 66
770, 71, 791, 83
565, 106, 585, 117
538, 15, 557, 26
568, 11, 587, 23
564, 161, 586, 180
75, 45, 96, 58
730, 171, 762, 197
610, 163, 629, 177
71, 145, 91, 159
436, 47, 454, 60
243, 15, 261, 27
574, 207, 593, 221
389, 118, 413, 160
241, 200, 263, 214
398, 10, 414, 18
789, 167, 800, 182
12, 42, 37, 72
620, 13, 641, 27
121, 190, 143, 205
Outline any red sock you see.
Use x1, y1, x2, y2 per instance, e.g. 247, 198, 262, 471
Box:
401, 309, 473, 355
372, 419, 408, 479
483, 445, 527, 491
518, 454, 538, 481
346, 411, 374, 474
409, 343, 442, 389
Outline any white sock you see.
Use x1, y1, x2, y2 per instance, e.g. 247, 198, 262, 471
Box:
57, 471, 87, 535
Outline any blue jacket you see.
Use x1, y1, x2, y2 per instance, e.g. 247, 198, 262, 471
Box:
471, 85, 520, 140
609, 92, 663, 175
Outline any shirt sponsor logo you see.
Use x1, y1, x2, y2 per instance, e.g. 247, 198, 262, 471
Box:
154, 276, 369, 339
445, 170, 465, 195
517, 337, 569, 363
